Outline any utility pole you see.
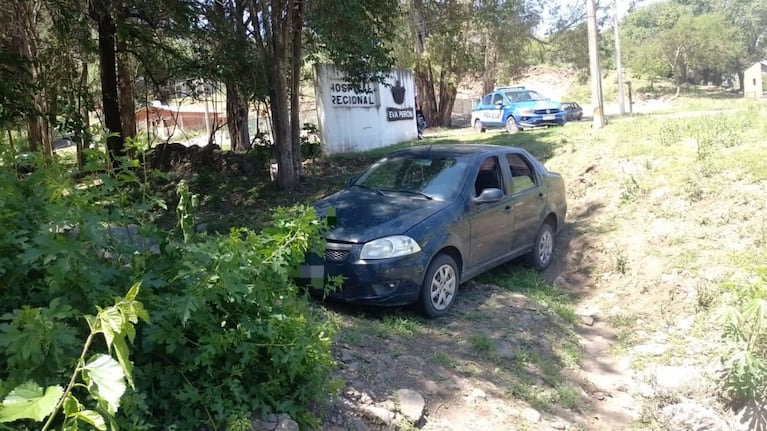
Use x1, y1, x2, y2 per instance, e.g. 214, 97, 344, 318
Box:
614, 0, 626, 115
587, 0, 605, 128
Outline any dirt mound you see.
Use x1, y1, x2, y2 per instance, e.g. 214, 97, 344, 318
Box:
146, 142, 264, 177
459, 65, 579, 101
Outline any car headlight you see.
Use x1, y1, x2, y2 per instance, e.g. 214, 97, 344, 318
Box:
360, 235, 421, 260
517, 108, 534, 116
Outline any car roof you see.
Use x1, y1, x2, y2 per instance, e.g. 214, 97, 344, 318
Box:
387, 144, 528, 158
494, 86, 526, 92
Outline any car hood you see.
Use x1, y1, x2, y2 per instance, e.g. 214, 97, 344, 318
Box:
315, 189, 451, 243
516, 100, 562, 111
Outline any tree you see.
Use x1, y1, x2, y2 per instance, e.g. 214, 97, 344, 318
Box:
713, 0, 767, 90
401, 0, 540, 127
89, 0, 124, 163
243, 0, 399, 189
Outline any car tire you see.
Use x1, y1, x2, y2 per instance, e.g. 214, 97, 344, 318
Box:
420, 254, 459, 318
528, 222, 555, 271
474, 119, 485, 133
506, 116, 520, 134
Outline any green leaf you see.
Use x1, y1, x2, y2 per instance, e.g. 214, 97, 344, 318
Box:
0, 381, 63, 423
112, 335, 134, 389
96, 306, 123, 348
83, 354, 126, 415
72, 410, 106, 430
125, 282, 141, 301
63, 394, 82, 416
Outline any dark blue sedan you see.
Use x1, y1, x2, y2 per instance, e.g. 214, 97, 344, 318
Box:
307, 144, 567, 317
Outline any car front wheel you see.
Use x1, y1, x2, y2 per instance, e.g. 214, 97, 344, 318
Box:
506, 116, 520, 134
420, 254, 459, 318
528, 222, 555, 271
474, 119, 485, 133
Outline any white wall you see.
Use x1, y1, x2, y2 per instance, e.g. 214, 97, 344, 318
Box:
314, 64, 418, 155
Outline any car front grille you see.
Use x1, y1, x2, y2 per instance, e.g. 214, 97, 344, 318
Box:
324, 249, 350, 262
324, 241, 353, 262
534, 108, 559, 115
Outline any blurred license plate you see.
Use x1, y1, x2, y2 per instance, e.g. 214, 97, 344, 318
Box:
543, 114, 555, 120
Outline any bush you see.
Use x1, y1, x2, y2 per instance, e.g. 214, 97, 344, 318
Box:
132, 206, 338, 429
0, 148, 338, 429
719, 267, 767, 406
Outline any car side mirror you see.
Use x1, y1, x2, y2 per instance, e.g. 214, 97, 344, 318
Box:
347, 175, 359, 187
473, 188, 504, 204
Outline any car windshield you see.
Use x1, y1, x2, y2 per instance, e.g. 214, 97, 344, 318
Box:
505, 90, 547, 102
353, 155, 469, 200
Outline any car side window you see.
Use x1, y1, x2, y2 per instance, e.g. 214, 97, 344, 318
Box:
492, 93, 503, 105
474, 157, 503, 197
481, 94, 492, 105
506, 154, 536, 193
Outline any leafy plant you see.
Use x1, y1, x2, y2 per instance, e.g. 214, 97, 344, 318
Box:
0, 145, 341, 430
0, 284, 149, 430
718, 267, 767, 406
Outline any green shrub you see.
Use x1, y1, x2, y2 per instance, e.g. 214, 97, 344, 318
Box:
132, 206, 338, 429
719, 267, 767, 406
0, 147, 339, 429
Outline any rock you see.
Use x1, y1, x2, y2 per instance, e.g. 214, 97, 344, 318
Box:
341, 349, 354, 363
592, 391, 607, 400
638, 383, 656, 398
252, 413, 298, 431
275, 414, 299, 431
521, 407, 541, 423
633, 344, 669, 356
395, 389, 425, 422
550, 421, 567, 430
660, 401, 730, 431
465, 388, 488, 404
495, 341, 517, 359
395, 354, 426, 368
580, 315, 595, 326
553, 275, 569, 288
252, 413, 278, 431
347, 417, 369, 431
362, 405, 395, 425
654, 365, 704, 393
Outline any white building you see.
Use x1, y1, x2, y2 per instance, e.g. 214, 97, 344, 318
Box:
314, 64, 418, 155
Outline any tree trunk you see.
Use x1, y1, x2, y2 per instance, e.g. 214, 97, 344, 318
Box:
77, 62, 90, 170
268, 1, 298, 189
91, 0, 124, 164
415, 64, 439, 126
437, 84, 457, 127
117, 40, 136, 143
411, 0, 439, 125
482, 32, 496, 95
737, 69, 745, 92
226, 84, 250, 152
14, 1, 52, 155
289, 0, 303, 179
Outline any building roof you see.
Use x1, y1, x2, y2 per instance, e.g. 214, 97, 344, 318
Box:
136, 104, 225, 115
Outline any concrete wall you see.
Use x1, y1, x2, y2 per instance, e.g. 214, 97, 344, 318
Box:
314, 64, 418, 155
744, 62, 765, 99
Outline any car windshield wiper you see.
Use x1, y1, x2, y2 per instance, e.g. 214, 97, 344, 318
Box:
349, 183, 384, 195
382, 189, 434, 200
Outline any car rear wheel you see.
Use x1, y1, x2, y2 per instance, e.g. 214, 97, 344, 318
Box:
528, 222, 555, 271
506, 116, 520, 134
474, 119, 485, 133
420, 254, 458, 318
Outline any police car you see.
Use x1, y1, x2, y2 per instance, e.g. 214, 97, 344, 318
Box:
471, 86, 567, 133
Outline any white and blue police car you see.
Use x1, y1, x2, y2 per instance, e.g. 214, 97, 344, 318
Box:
471, 86, 567, 134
